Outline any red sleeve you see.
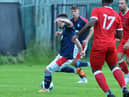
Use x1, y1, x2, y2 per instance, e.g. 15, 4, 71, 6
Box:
90, 8, 99, 20
116, 15, 123, 31
80, 16, 88, 23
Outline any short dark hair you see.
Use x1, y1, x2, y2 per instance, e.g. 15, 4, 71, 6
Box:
57, 13, 68, 18
71, 5, 79, 10
103, 0, 113, 3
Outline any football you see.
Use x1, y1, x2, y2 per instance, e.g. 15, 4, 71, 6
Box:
41, 81, 54, 91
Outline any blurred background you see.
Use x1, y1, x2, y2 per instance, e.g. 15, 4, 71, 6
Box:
0, 0, 120, 63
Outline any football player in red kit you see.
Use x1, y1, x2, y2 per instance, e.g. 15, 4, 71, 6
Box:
117, 0, 129, 84
72, 0, 129, 97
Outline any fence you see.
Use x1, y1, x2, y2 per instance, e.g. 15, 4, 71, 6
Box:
20, 0, 120, 52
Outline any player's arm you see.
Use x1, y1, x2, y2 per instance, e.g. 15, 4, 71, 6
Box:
57, 18, 73, 27
115, 15, 123, 39
73, 38, 85, 56
72, 18, 96, 41
123, 33, 129, 50
72, 8, 98, 41
77, 18, 96, 37
56, 31, 63, 36
115, 29, 123, 39
83, 27, 94, 45
78, 8, 98, 37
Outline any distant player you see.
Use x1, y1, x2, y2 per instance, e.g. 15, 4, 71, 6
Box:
73, 0, 129, 97
117, 0, 129, 84
39, 13, 84, 92
71, 5, 93, 83
58, 5, 93, 83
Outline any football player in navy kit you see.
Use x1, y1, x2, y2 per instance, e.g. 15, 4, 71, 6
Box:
39, 13, 84, 92
58, 5, 93, 83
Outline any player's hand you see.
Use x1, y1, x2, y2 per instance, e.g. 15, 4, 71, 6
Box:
80, 51, 85, 58
72, 35, 79, 42
82, 39, 89, 46
124, 41, 129, 50
115, 38, 120, 42
56, 31, 62, 36
55, 18, 60, 23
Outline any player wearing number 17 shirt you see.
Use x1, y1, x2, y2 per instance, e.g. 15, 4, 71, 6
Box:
72, 0, 129, 97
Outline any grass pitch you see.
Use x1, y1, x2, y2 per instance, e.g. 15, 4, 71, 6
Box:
0, 63, 128, 97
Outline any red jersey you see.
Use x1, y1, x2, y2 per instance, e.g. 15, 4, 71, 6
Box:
119, 9, 129, 40
91, 6, 123, 49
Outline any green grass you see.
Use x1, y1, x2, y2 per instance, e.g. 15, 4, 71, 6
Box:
0, 63, 128, 97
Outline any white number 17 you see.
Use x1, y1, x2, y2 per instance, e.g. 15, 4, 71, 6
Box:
103, 14, 115, 30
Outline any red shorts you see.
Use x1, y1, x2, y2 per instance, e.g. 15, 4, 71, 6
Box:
90, 46, 117, 70
56, 57, 68, 66
117, 39, 129, 57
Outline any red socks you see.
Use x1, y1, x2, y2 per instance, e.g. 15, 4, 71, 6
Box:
94, 68, 126, 93
94, 71, 109, 92
112, 67, 126, 88
118, 60, 129, 74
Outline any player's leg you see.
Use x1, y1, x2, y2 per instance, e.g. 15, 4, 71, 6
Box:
72, 58, 90, 67
57, 59, 75, 73
57, 44, 89, 78
58, 58, 88, 83
125, 50, 129, 84
118, 53, 129, 76
59, 66, 76, 73
76, 67, 88, 83
76, 68, 88, 84
108, 65, 129, 97
106, 47, 129, 97
56, 59, 88, 83
90, 49, 114, 97
58, 60, 90, 74
71, 45, 89, 83
117, 40, 129, 77
93, 70, 115, 97
59, 58, 88, 83
57, 58, 77, 73
39, 55, 68, 92
71, 58, 88, 83
39, 55, 61, 92
73, 44, 90, 67
54, 58, 88, 83
58, 44, 89, 83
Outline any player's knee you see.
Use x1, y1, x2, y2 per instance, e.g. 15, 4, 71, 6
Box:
45, 69, 51, 73
111, 67, 120, 73
117, 54, 123, 62
92, 69, 100, 73
126, 59, 129, 65
117, 56, 122, 62
109, 65, 117, 71
117, 58, 124, 64
93, 70, 102, 76
46, 64, 59, 73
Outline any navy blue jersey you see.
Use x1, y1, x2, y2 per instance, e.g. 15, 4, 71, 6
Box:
59, 25, 75, 59
71, 16, 88, 44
